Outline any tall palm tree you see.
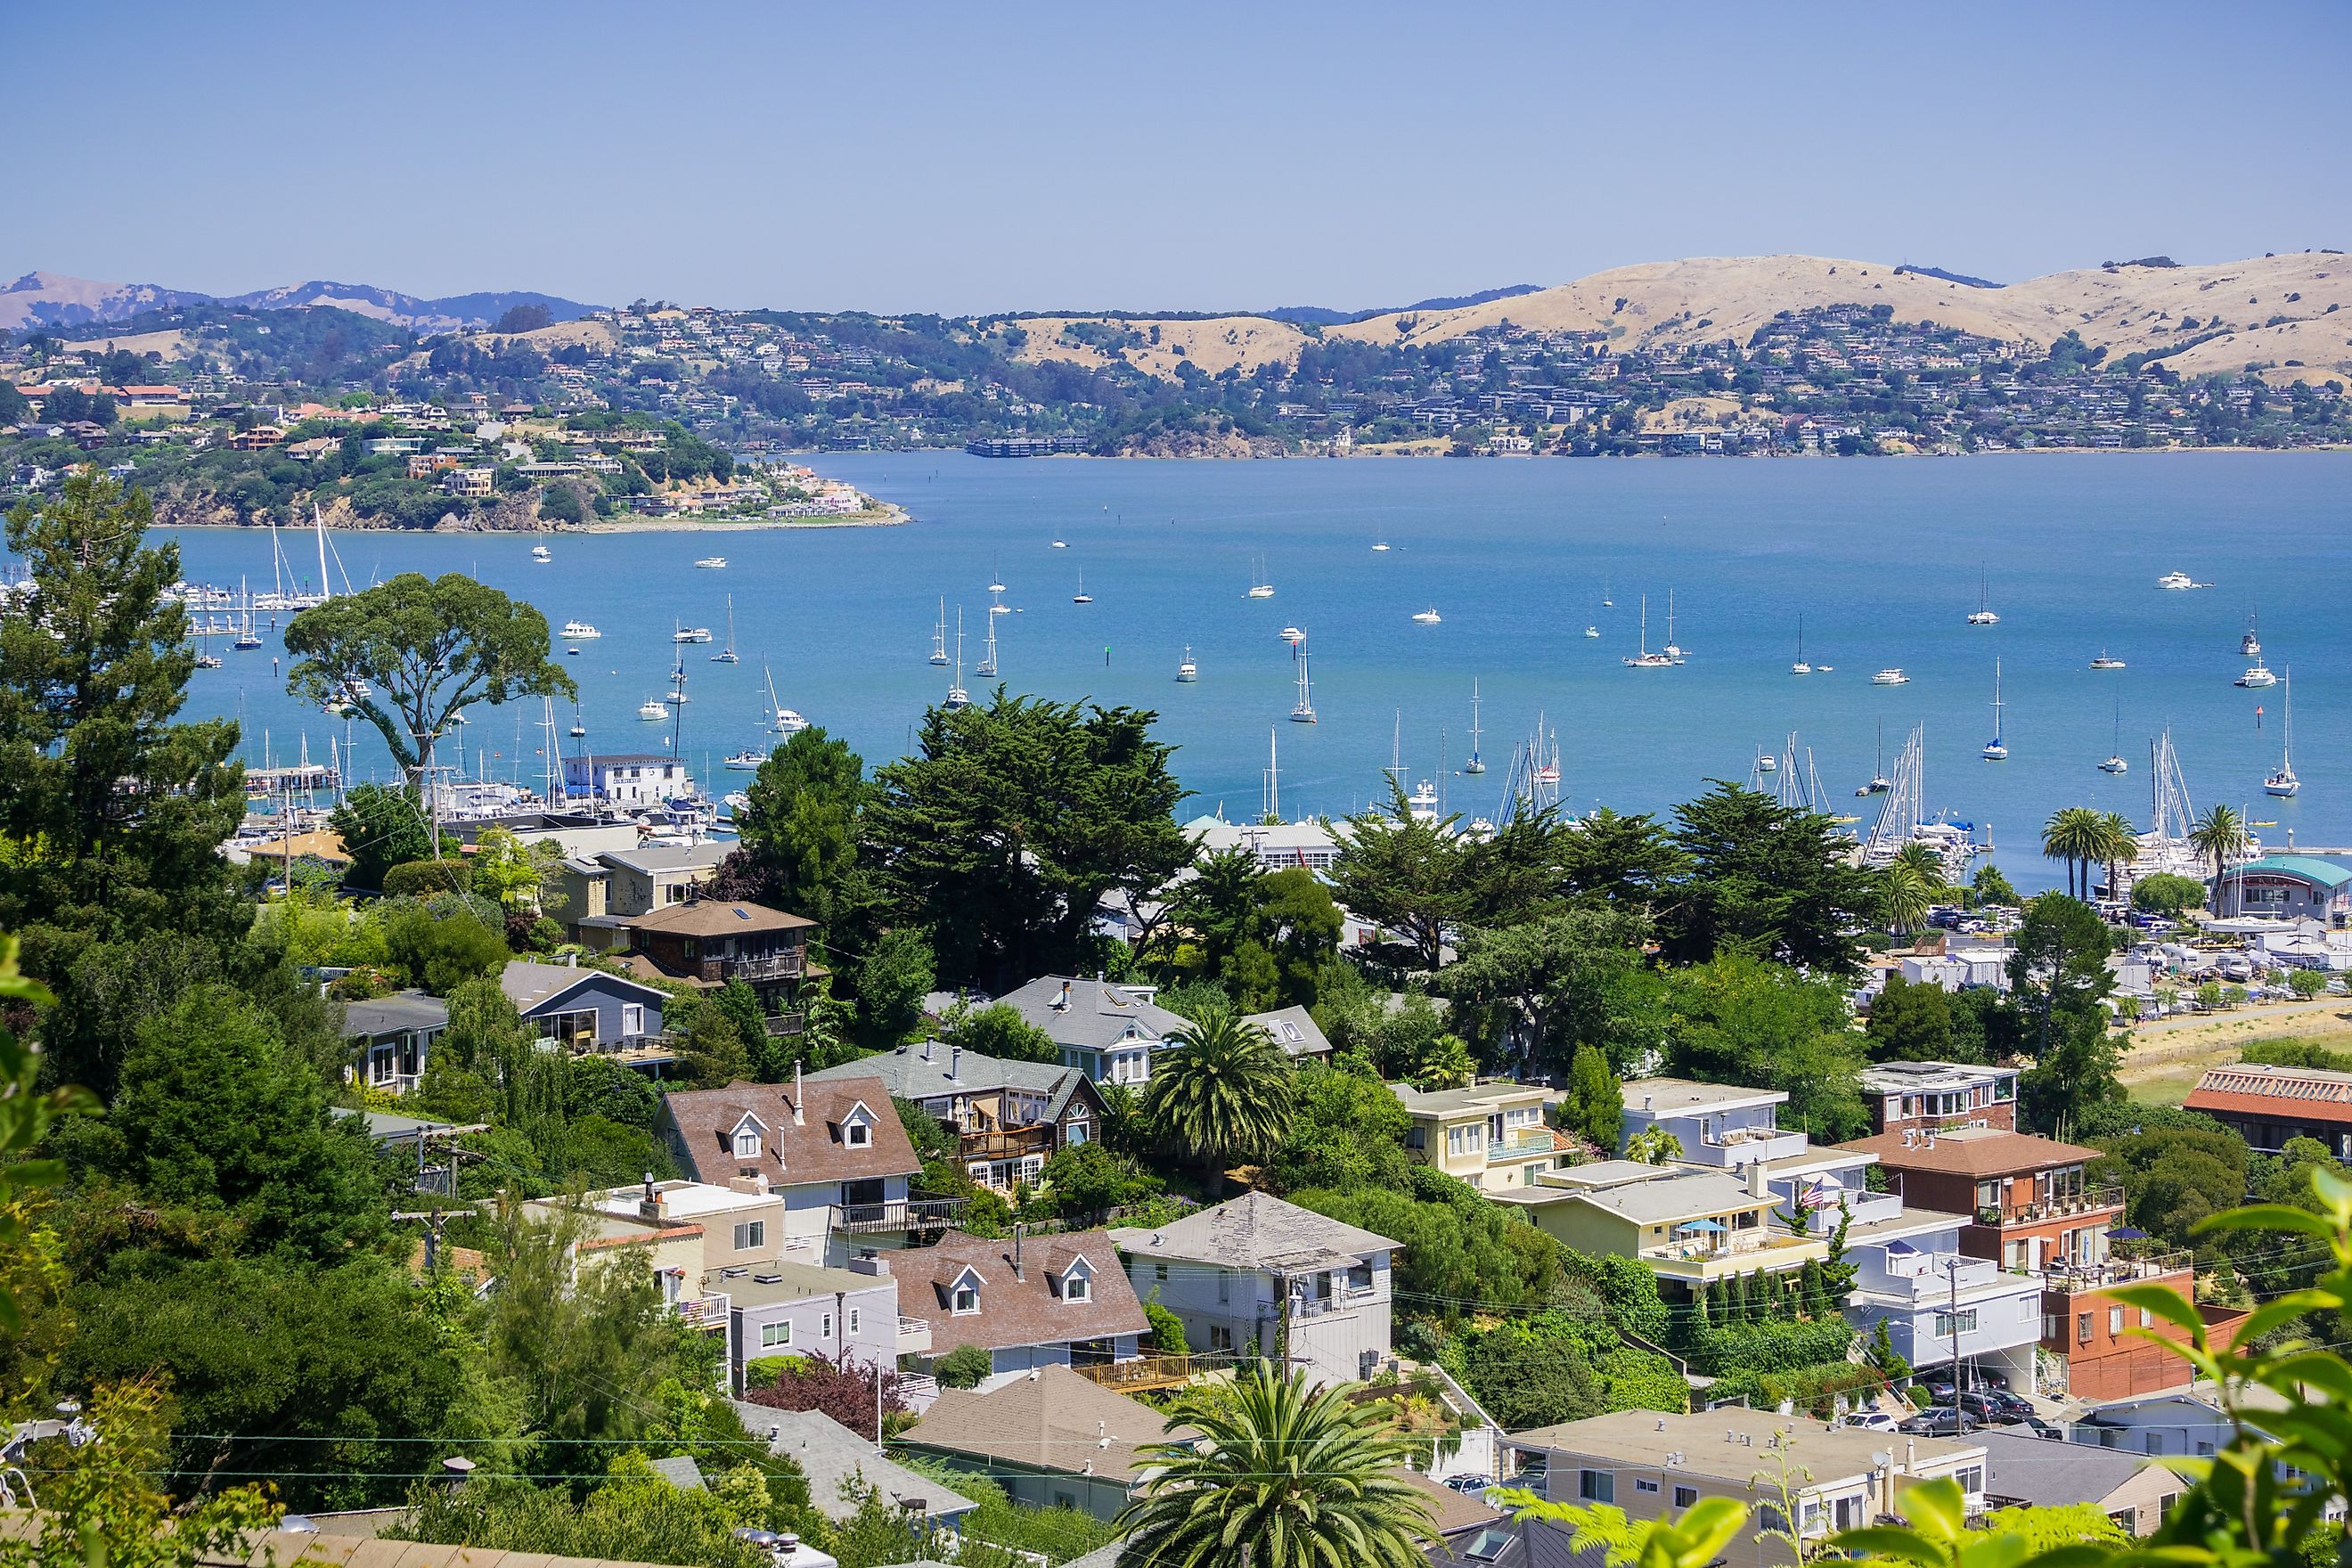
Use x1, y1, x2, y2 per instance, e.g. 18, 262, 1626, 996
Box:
2041, 807, 2104, 900
1144, 1008, 1295, 1175
1117, 1363, 1438, 1568
1879, 861, 1935, 943
2189, 804, 2249, 916
2093, 812, 2137, 908
1891, 840, 1947, 892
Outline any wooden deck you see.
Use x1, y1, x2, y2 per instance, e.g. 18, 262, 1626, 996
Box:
1074, 1352, 1237, 1393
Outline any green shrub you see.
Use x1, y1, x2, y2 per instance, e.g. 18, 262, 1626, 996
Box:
1682, 1316, 1857, 1378
935, 1343, 992, 1389
1142, 1299, 1188, 1356
382, 858, 474, 898
746, 1355, 810, 1390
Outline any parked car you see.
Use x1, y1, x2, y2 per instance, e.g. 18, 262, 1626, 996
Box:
2016, 1415, 2066, 1440
1900, 1409, 1980, 1437
1842, 1410, 1900, 1433
1960, 1389, 2032, 1425
1441, 1474, 1497, 1496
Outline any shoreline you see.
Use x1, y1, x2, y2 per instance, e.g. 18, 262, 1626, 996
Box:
159, 502, 911, 535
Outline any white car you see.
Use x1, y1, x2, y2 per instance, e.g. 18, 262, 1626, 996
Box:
1842, 1410, 1899, 1433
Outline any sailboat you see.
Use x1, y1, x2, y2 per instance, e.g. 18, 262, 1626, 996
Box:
2266, 668, 2299, 796
929, 599, 949, 666
1072, 570, 1092, 605
1624, 595, 1674, 668
1247, 557, 1275, 598
1790, 616, 1811, 675
233, 577, 263, 649
1174, 646, 1197, 682
569, 701, 586, 739
1289, 634, 1317, 723
1981, 659, 2008, 760
2090, 649, 2127, 670
1600, 576, 1613, 608
1662, 590, 1686, 663
990, 556, 1007, 594
2100, 698, 2128, 774
2242, 604, 2262, 657
976, 606, 999, 677
1857, 720, 1892, 796
945, 610, 970, 709
1967, 571, 1999, 625
713, 596, 740, 663
1464, 680, 1486, 774
666, 649, 690, 705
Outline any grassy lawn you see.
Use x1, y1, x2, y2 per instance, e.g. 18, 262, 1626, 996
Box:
2118, 1001, 2352, 1106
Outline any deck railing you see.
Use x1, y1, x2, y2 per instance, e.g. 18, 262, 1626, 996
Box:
1074, 1352, 1239, 1392
836, 1196, 965, 1234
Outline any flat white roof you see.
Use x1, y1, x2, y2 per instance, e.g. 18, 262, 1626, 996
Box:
1622, 1077, 1787, 1115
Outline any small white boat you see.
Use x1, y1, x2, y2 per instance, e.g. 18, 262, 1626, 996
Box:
1175, 646, 1197, 682
1050, 539, 1068, 549
1871, 668, 1908, 685
1583, 625, 1599, 638
1279, 626, 1305, 645
724, 749, 764, 771
1623, 595, 1674, 668
1072, 570, 1092, 604
531, 544, 552, 563
1247, 555, 1274, 598
1372, 542, 1392, 552
930, 599, 949, 666
638, 699, 669, 721
1790, 616, 1811, 676
2266, 669, 2299, 797
2157, 571, 2197, 591
2242, 608, 2262, 657
566, 644, 581, 657
1289, 637, 1316, 723
2235, 659, 2276, 689
1757, 751, 1777, 773
694, 556, 727, 569
2089, 651, 2126, 670
714, 595, 740, 663
561, 620, 601, 639
569, 705, 585, 738
2100, 698, 2128, 773
774, 708, 808, 734
1412, 608, 1441, 625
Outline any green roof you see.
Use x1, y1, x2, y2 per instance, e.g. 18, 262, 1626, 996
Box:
2233, 854, 2352, 890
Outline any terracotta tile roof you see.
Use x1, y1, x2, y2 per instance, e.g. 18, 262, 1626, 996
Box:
1839, 1125, 2102, 1178
2185, 1064, 2352, 1127
903, 1363, 1193, 1481
661, 1076, 920, 1186
892, 1229, 1146, 1354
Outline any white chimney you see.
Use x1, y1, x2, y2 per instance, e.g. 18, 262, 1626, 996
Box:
1054, 980, 1072, 1011
1748, 1162, 1769, 1199
793, 1063, 804, 1127
950, 1046, 962, 1082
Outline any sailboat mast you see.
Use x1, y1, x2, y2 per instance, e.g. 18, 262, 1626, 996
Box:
314, 503, 332, 600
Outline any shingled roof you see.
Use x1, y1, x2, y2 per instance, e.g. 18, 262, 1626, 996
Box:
903, 1363, 1196, 1482
659, 1075, 919, 1186
1110, 1190, 1398, 1273
893, 1229, 1146, 1355
1839, 1125, 2103, 1178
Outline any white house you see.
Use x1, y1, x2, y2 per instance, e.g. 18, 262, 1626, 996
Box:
993, 975, 1182, 1088
1111, 1191, 1398, 1385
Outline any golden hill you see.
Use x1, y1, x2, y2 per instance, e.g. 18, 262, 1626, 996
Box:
1006, 253, 2352, 386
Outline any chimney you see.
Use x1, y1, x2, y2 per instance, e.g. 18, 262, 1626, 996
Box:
1012, 1223, 1025, 1279
1054, 981, 1072, 1011
1642, 1094, 1654, 1111
922, 1039, 934, 1062
1748, 1162, 1768, 1199
950, 1046, 962, 1082
1923, 1131, 1936, 1150
793, 1063, 804, 1127
1903, 1128, 1917, 1148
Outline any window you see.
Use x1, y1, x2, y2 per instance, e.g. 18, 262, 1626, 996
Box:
1578, 1470, 1613, 1504
1406, 1127, 1425, 1150
2140, 1308, 2152, 1328
2108, 1510, 2136, 1532
760, 1321, 792, 1349
2158, 1493, 2179, 1520
2043, 1313, 2059, 1340
1673, 1486, 1698, 1508
734, 1131, 762, 1158
1932, 1309, 1979, 1336
1155, 1262, 1169, 1282
1347, 1262, 1374, 1294
2146, 1434, 2164, 1455
821, 1312, 835, 1339
1216, 1272, 1230, 1304
849, 1308, 862, 1335
2110, 1306, 2125, 1335
1066, 1119, 1090, 1147
1634, 1478, 1660, 1496
1064, 1270, 1091, 1303
1955, 1466, 1984, 1495
666, 884, 685, 904
2078, 1312, 2094, 1344
732, 1221, 765, 1250
952, 1285, 979, 1315
845, 1116, 871, 1148
1209, 1325, 1234, 1351
621, 1003, 646, 1037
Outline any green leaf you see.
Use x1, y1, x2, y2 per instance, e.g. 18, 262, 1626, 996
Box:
2194, 1204, 2340, 1239
1897, 1475, 1965, 1543
1826, 1525, 1939, 1564
2228, 1291, 2339, 1351
2105, 1283, 2205, 1341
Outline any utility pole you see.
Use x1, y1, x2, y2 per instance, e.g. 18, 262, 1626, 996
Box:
1947, 1258, 1963, 1429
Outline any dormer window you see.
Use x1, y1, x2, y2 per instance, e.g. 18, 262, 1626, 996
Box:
1059, 1259, 1093, 1303
842, 1103, 874, 1148
729, 1113, 767, 1160
948, 1266, 984, 1316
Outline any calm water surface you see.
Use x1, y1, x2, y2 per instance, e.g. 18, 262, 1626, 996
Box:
143, 451, 2352, 894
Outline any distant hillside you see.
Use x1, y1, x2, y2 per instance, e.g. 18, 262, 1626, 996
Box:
1, 271, 600, 333
1262, 283, 1545, 326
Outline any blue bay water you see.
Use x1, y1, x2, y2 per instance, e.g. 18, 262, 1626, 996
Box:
145, 451, 2352, 894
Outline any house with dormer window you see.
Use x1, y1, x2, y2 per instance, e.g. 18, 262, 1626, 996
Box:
892, 1228, 1146, 1380
657, 1070, 960, 1265
992, 975, 1181, 1087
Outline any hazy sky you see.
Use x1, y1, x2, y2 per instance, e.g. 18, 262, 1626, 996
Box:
10, 1, 2348, 314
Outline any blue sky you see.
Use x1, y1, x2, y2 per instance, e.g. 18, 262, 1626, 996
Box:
8, 0, 2348, 314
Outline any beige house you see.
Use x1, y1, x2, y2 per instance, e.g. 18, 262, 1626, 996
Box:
1486, 1161, 1826, 1286
1392, 1081, 1568, 1190
1505, 1407, 1986, 1568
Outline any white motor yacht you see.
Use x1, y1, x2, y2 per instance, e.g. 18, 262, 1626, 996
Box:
2089, 651, 2127, 670
1175, 647, 1198, 682
2158, 571, 2197, 590
1871, 669, 1908, 685
1412, 608, 1441, 625
2235, 659, 2277, 689
724, 750, 764, 771
561, 621, 600, 640
694, 556, 727, 569
638, 699, 669, 721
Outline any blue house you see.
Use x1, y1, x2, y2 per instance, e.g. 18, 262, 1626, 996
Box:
499, 960, 671, 1059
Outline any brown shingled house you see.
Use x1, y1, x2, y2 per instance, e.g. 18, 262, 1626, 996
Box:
656, 1073, 959, 1264
614, 894, 818, 1039
892, 1228, 1147, 1380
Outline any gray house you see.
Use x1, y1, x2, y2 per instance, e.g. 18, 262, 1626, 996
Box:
726, 1405, 976, 1536
1244, 1004, 1335, 1064
499, 960, 670, 1058
992, 975, 1188, 1088
341, 989, 448, 1096
804, 1041, 1107, 1191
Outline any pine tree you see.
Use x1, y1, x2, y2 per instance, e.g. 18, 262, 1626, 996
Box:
1800, 1258, 1831, 1318
1564, 1043, 1625, 1150
1692, 1279, 1712, 1330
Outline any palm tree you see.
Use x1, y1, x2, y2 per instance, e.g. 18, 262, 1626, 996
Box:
1117, 1363, 1438, 1568
2041, 806, 2105, 900
1879, 861, 1934, 943
1891, 840, 1947, 891
2092, 812, 2137, 908
1143, 1008, 1295, 1176
2189, 804, 2249, 916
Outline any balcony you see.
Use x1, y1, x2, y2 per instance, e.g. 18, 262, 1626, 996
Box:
1489, 1129, 1565, 1164
723, 951, 804, 983
1797, 1190, 1905, 1234
2038, 1250, 2193, 1295
671, 1291, 730, 1331
1074, 1352, 1239, 1393
1641, 1230, 1827, 1281
896, 1314, 933, 1355
1979, 1183, 2125, 1227
763, 1012, 805, 1038
959, 1125, 1055, 1164
835, 1196, 965, 1235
